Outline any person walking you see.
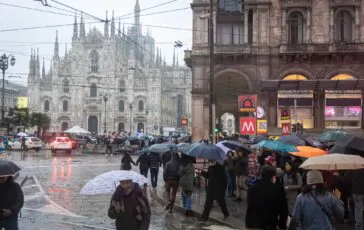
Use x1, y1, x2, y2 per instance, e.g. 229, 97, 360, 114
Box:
235, 149, 249, 201
198, 160, 229, 222
0, 176, 24, 230
345, 168, 364, 230
245, 165, 288, 230
105, 136, 113, 156
226, 151, 236, 197
108, 179, 151, 230
283, 160, 302, 212
291, 170, 344, 230
179, 156, 195, 216
163, 152, 181, 213
121, 152, 136, 170
148, 152, 161, 190
136, 152, 149, 177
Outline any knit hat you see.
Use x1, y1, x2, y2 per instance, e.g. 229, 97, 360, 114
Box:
306, 170, 324, 185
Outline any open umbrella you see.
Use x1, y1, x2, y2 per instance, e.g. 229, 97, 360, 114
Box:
215, 142, 231, 154
319, 130, 347, 142
289, 146, 328, 158
0, 160, 21, 177
218, 140, 251, 153
176, 143, 190, 152
249, 135, 268, 144
299, 135, 324, 148
256, 140, 298, 155
149, 143, 176, 154
279, 134, 306, 146
80, 170, 149, 195
137, 148, 150, 155
16, 132, 27, 137
183, 143, 227, 163
299, 154, 364, 170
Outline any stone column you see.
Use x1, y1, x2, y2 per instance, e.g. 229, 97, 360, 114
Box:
314, 89, 325, 129
329, 8, 334, 42
281, 10, 286, 44
355, 7, 360, 41
252, 9, 258, 45
267, 91, 278, 128
244, 9, 249, 44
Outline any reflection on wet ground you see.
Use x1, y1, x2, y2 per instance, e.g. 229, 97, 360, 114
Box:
4, 150, 237, 230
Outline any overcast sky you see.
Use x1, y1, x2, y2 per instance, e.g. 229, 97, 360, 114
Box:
0, 0, 193, 86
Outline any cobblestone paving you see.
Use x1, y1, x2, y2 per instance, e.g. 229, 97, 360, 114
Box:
4, 150, 234, 230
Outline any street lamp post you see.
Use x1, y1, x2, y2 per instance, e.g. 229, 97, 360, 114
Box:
145, 109, 151, 134
129, 104, 133, 134
100, 92, 111, 134
0, 54, 16, 126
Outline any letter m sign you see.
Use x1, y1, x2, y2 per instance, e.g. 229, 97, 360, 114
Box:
239, 117, 256, 135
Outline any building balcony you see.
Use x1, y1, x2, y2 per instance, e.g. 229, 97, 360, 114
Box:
330, 0, 360, 7
330, 42, 364, 52
280, 44, 309, 53
281, 0, 312, 8
215, 44, 251, 54
85, 97, 102, 104
184, 50, 192, 68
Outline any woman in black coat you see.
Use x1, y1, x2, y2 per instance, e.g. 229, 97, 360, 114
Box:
121, 152, 136, 170
198, 161, 229, 222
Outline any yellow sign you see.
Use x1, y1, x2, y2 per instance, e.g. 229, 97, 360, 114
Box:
257, 120, 267, 134
17, 97, 28, 109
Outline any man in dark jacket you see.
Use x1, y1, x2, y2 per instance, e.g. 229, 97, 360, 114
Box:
108, 179, 150, 230
0, 176, 24, 230
245, 165, 288, 230
198, 161, 229, 222
162, 151, 172, 169
136, 152, 149, 177
345, 168, 364, 230
148, 152, 161, 189
163, 152, 181, 213
235, 149, 249, 201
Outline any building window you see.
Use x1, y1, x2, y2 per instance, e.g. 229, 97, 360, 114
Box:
288, 11, 304, 44
248, 9, 253, 44
228, 119, 233, 127
61, 122, 68, 131
119, 80, 126, 92
63, 100, 68, 112
335, 10, 353, 42
90, 83, 97, 97
44, 100, 49, 112
217, 24, 244, 45
137, 123, 144, 133
138, 100, 144, 112
119, 100, 125, 112
63, 79, 70, 93
218, 0, 242, 12
90, 50, 99, 73
118, 123, 125, 132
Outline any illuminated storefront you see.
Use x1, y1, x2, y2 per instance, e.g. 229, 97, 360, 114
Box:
325, 74, 362, 129
277, 74, 314, 129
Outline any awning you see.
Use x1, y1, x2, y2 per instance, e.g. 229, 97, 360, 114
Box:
260, 79, 364, 91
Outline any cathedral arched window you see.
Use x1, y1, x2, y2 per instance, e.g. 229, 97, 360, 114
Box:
138, 100, 144, 112
119, 100, 125, 112
119, 80, 126, 93
63, 100, 68, 112
335, 10, 354, 42
228, 119, 233, 127
90, 83, 97, 97
90, 50, 99, 73
63, 79, 70, 93
44, 100, 49, 112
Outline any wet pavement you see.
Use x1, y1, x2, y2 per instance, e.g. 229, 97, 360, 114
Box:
2, 150, 236, 230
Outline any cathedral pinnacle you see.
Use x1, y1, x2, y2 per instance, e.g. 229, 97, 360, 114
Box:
104, 11, 109, 38
42, 57, 45, 78
111, 10, 115, 37
118, 18, 121, 37
54, 30, 59, 58
73, 12, 78, 41
79, 13, 85, 39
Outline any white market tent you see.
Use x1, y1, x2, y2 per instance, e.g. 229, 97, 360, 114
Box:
64, 126, 91, 134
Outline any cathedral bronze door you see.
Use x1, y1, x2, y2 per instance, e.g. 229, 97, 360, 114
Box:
137, 123, 144, 133
88, 116, 98, 134
61, 122, 68, 131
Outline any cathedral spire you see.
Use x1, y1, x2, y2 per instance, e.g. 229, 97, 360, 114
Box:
118, 18, 121, 37
176, 54, 179, 67
134, 0, 141, 35
72, 12, 78, 41
123, 24, 126, 38
111, 10, 115, 37
65, 43, 68, 58
54, 30, 59, 59
156, 48, 159, 66
173, 48, 176, 67
159, 48, 162, 66
42, 57, 45, 78
104, 11, 109, 38
29, 48, 34, 78
79, 13, 85, 40
36, 48, 40, 78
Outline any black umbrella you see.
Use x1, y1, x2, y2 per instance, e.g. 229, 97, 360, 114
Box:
0, 160, 21, 177
329, 136, 364, 157
279, 134, 306, 146
219, 140, 251, 153
299, 135, 324, 148
249, 135, 268, 144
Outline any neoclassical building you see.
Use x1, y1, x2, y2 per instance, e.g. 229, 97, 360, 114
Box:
27, 0, 191, 134
186, 0, 364, 141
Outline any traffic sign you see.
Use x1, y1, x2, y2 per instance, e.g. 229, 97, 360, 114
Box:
153, 124, 159, 130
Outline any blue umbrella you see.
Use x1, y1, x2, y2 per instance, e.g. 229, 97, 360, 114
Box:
137, 148, 150, 155
176, 143, 190, 152
183, 143, 227, 163
256, 140, 298, 154
148, 143, 176, 154
319, 130, 347, 142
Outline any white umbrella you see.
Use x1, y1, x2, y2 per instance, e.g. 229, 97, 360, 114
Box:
64, 126, 90, 134
80, 170, 149, 195
16, 132, 28, 137
215, 142, 232, 154
299, 153, 364, 170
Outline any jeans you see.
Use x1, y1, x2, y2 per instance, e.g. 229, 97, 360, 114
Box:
353, 194, 364, 230
227, 171, 236, 196
150, 168, 159, 188
140, 169, 148, 178
182, 190, 192, 210
165, 180, 179, 210
201, 192, 229, 220
0, 218, 19, 230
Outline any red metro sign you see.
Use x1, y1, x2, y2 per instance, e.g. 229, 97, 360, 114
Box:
239, 117, 256, 135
